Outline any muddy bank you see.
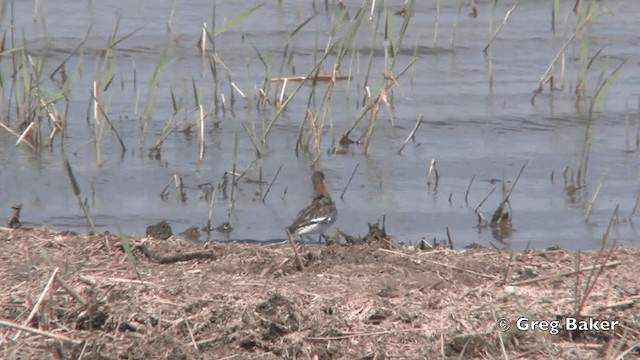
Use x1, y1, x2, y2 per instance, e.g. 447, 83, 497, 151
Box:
0, 227, 638, 359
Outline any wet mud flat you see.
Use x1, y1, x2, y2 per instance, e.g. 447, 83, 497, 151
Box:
0, 227, 638, 359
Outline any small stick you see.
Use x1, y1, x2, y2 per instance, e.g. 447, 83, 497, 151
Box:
0, 319, 81, 345
200, 23, 207, 57
397, 114, 423, 155
376, 249, 495, 279
584, 181, 603, 220
506, 162, 527, 200
278, 78, 288, 109
465, 175, 475, 205
55, 274, 86, 305
510, 261, 621, 286
16, 121, 35, 147
589, 295, 640, 311
12, 268, 59, 341
160, 177, 174, 200
232, 159, 258, 185
184, 317, 199, 350
231, 82, 246, 99
286, 232, 305, 271
500, 252, 515, 286
91, 91, 126, 155
445, 227, 454, 250
63, 156, 94, 229
427, 159, 439, 188
79, 275, 148, 285
340, 163, 360, 200
198, 104, 205, 161
261, 165, 282, 203
305, 327, 428, 341
483, 0, 521, 53
174, 174, 185, 202
576, 205, 620, 316
474, 187, 496, 213
205, 189, 216, 234
0, 121, 35, 149
150, 107, 199, 154
531, 14, 591, 103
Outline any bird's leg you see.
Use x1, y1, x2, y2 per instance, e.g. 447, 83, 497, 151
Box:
318, 234, 323, 245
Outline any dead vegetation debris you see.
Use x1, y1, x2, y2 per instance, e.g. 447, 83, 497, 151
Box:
0, 226, 638, 359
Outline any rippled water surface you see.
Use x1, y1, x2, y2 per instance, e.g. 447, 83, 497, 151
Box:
1, 1, 639, 249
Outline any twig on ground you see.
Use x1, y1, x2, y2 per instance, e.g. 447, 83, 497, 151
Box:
376, 249, 496, 279
55, 274, 86, 305
511, 261, 621, 286
0, 319, 81, 345
136, 243, 217, 264
305, 327, 427, 341
12, 267, 60, 341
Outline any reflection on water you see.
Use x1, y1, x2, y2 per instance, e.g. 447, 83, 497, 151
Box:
1, 1, 639, 250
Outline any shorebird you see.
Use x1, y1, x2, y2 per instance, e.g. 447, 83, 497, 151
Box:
287, 171, 338, 243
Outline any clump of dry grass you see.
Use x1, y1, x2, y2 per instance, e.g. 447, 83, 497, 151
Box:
0, 226, 638, 359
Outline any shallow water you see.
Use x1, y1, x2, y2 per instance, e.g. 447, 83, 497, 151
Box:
1, 1, 639, 249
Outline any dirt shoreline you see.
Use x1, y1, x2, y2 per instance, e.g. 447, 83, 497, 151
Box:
0, 227, 638, 359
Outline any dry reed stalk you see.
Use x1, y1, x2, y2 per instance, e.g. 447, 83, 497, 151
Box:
376, 249, 496, 280
433, 0, 441, 47
92, 80, 102, 166
427, 159, 439, 189
0, 121, 34, 149
230, 82, 246, 100
261, 165, 282, 203
583, 181, 602, 220
15, 121, 35, 148
0, 319, 81, 346
483, 0, 522, 54
305, 327, 427, 341
199, 105, 205, 161
11, 267, 59, 341
575, 205, 619, 316
445, 227, 453, 250
270, 74, 350, 82
397, 114, 423, 155
342, 58, 417, 143
55, 274, 86, 305
340, 163, 359, 200
511, 261, 621, 286
63, 156, 94, 229
531, 12, 592, 102
277, 78, 287, 110
201, 23, 207, 57
286, 232, 305, 271
174, 174, 186, 203
465, 175, 475, 205
150, 107, 199, 155
450, 0, 464, 45
91, 90, 126, 155
475, 186, 497, 213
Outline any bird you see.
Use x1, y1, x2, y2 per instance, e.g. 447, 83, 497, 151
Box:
287, 171, 338, 243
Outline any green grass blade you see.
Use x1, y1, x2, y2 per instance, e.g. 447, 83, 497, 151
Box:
212, 4, 264, 37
